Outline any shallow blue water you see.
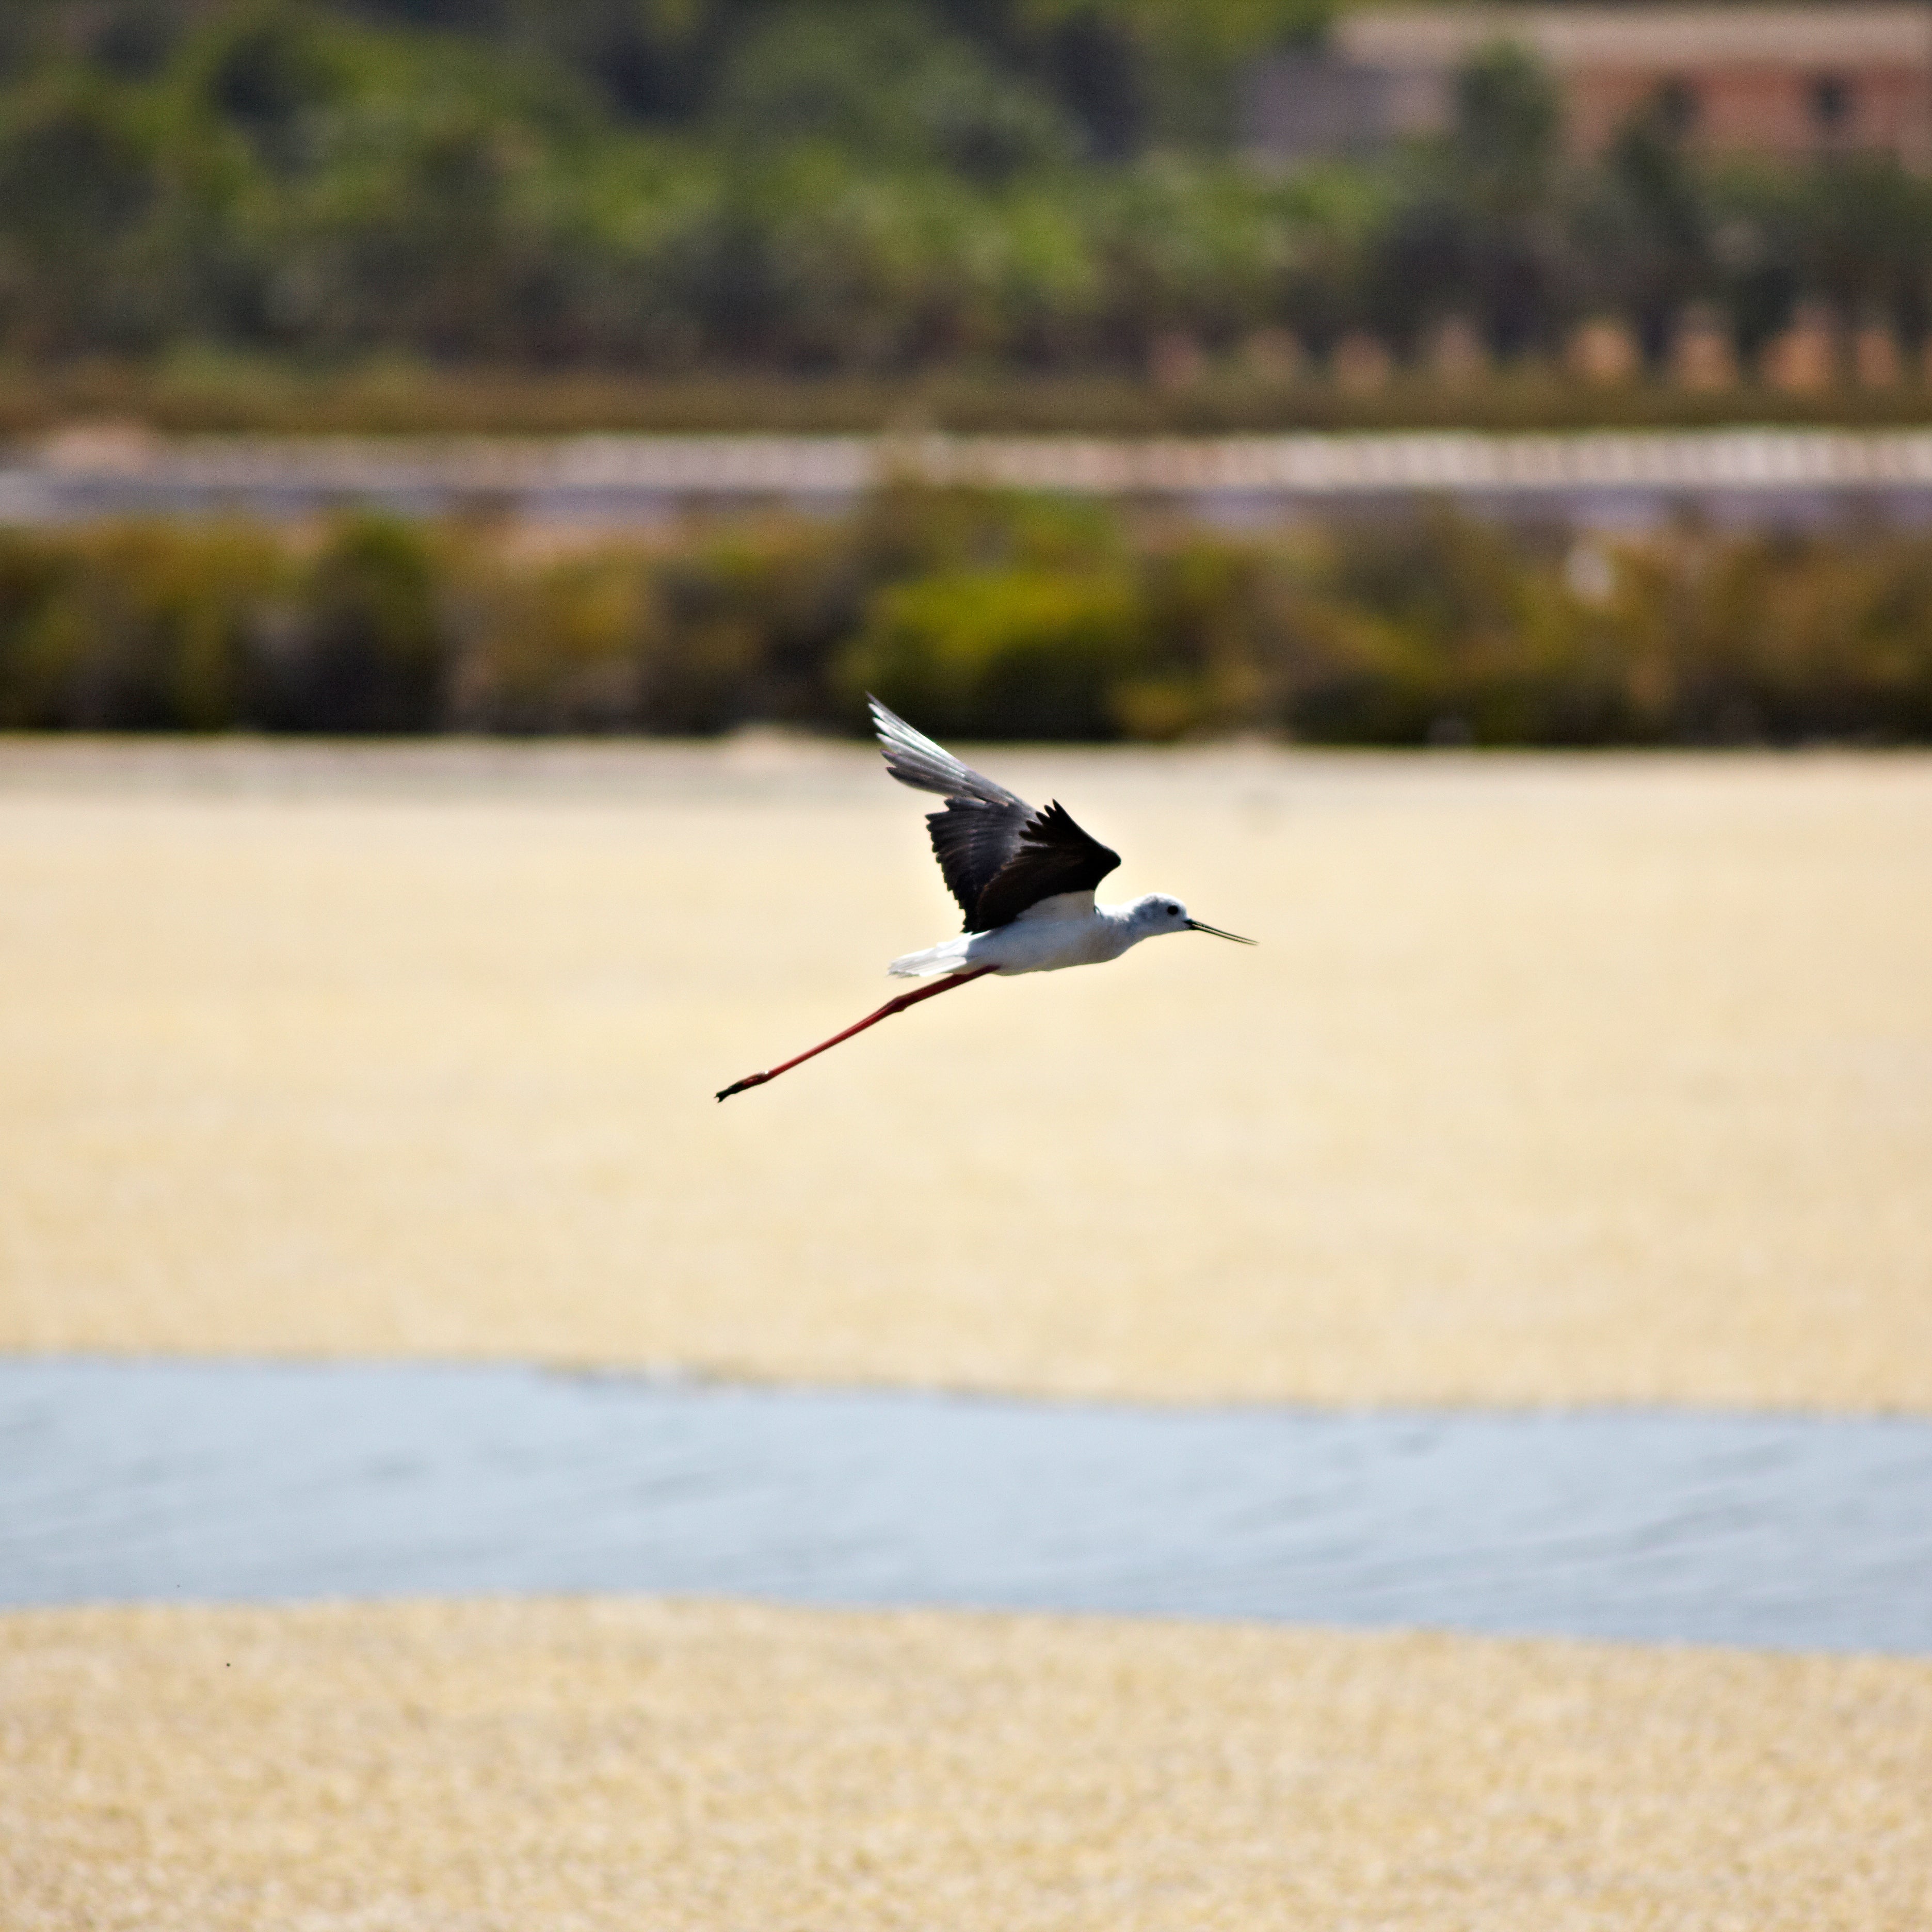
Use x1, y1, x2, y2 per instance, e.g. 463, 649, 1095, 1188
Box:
4, 1359, 1929, 1651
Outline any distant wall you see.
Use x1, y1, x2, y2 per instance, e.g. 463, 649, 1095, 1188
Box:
1246, 5, 1932, 167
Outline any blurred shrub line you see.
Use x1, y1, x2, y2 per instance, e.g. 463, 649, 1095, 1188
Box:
7, 492, 1932, 743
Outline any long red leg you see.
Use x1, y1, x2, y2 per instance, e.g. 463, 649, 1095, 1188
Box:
716, 965, 998, 1101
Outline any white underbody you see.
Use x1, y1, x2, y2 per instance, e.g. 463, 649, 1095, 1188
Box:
889, 891, 1141, 977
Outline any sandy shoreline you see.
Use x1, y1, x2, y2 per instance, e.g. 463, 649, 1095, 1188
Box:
6, 1595, 1929, 1932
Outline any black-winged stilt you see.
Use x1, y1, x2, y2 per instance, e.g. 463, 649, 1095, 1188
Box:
716, 698, 1255, 1101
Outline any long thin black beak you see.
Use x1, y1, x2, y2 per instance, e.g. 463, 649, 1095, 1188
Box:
1187, 920, 1257, 945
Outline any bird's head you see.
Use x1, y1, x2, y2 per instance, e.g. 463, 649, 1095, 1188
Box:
1128, 894, 1257, 946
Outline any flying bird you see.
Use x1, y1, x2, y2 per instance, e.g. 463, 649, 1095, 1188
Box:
716, 697, 1255, 1100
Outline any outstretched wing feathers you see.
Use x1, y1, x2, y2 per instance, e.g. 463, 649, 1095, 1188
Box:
867, 696, 1120, 931
868, 698, 1024, 810
923, 796, 1027, 930
972, 800, 1121, 931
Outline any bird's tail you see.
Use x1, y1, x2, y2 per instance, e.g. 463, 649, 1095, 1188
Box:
889, 935, 976, 978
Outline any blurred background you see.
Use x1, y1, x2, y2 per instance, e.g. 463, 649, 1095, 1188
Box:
5, 0, 1932, 413
3, 2, 1932, 745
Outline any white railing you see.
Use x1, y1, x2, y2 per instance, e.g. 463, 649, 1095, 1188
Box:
12, 428, 1932, 518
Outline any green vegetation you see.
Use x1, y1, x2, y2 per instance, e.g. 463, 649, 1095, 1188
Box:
0, 2, 1928, 425
13, 358, 1932, 438
7, 492, 1931, 742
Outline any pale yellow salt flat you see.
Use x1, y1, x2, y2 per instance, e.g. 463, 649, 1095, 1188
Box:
2, 738, 1928, 1409
5, 1596, 1929, 1932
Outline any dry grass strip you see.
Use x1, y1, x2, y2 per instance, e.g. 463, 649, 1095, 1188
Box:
3, 740, 1929, 1409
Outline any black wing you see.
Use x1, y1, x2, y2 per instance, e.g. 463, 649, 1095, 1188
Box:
869, 697, 1120, 931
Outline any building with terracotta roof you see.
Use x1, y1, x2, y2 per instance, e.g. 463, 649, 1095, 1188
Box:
1247, 6, 1932, 168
